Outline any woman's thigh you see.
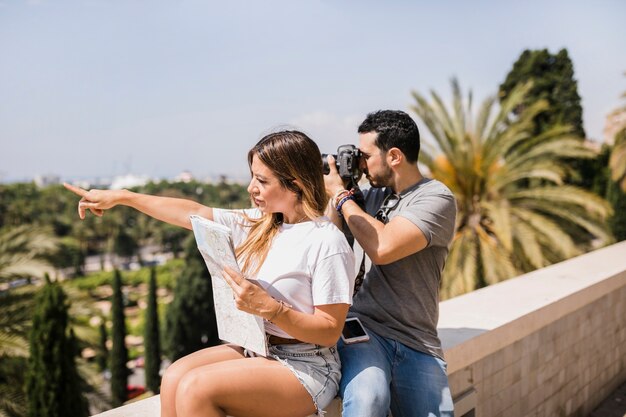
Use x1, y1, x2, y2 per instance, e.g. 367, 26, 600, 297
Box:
176, 357, 317, 417
163, 344, 245, 380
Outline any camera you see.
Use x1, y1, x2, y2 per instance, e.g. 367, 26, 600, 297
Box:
322, 144, 362, 186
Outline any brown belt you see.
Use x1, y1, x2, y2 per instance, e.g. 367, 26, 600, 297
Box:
267, 334, 305, 345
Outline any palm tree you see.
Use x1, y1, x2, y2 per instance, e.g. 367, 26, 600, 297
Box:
410, 79, 614, 299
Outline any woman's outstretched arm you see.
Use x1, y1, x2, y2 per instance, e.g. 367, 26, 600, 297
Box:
63, 183, 214, 230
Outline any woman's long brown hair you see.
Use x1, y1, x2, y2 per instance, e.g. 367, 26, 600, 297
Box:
236, 130, 327, 276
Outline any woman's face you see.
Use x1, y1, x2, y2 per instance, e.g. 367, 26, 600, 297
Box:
247, 154, 299, 216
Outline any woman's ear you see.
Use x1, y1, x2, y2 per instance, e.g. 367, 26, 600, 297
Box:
292, 179, 304, 199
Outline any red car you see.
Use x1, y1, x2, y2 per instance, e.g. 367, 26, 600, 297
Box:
127, 385, 146, 400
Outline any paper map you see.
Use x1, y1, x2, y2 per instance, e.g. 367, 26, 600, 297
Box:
189, 215, 267, 356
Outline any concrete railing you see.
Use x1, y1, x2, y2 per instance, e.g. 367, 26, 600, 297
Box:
93, 241, 626, 417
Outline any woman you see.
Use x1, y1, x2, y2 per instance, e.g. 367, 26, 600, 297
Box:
64, 130, 355, 417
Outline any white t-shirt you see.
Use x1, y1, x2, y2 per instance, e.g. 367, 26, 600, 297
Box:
213, 208, 356, 338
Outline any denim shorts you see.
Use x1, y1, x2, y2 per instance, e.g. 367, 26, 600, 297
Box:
267, 343, 341, 416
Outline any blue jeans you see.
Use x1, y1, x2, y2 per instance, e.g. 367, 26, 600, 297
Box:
338, 327, 454, 417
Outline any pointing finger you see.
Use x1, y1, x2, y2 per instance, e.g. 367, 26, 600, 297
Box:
63, 182, 89, 198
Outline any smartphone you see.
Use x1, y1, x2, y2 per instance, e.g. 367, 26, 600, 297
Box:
341, 317, 370, 344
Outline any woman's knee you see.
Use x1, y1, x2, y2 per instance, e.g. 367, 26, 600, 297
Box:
175, 371, 221, 415
161, 358, 188, 393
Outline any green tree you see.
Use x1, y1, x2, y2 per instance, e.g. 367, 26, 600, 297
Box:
112, 225, 138, 262
97, 320, 108, 373
499, 48, 585, 138
110, 270, 128, 406
410, 79, 613, 299
143, 267, 161, 393
155, 224, 188, 259
25, 277, 88, 417
499, 49, 594, 189
166, 236, 219, 361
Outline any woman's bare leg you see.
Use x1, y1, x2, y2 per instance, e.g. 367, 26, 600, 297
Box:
160, 344, 245, 417
175, 357, 317, 417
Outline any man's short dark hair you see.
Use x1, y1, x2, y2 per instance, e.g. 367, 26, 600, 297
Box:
358, 110, 420, 163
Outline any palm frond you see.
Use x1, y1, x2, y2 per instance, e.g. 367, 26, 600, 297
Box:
609, 138, 626, 190
442, 230, 477, 299
509, 186, 613, 218
511, 207, 579, 259
0, 226, 58, 282
476, 225, 518, 285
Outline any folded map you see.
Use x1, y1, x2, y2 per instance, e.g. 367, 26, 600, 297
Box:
189, 215, 267, 356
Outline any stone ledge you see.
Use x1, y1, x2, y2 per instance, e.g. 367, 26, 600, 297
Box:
92, 395, 341, 417
438, 240, 626, 374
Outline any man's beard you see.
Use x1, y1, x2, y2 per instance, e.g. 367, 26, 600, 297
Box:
366, 162, 393, 188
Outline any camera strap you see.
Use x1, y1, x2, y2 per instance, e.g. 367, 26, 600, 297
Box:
352, 240, 369, 296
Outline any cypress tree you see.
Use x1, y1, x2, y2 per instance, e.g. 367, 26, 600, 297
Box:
499, 48, 592, 189
110, 269, 128, 406
97, 320, 108, 373
25, 276, 89, 417
499, 48, 585, 138
166, 236, 219, 361
144, 267, 161, 393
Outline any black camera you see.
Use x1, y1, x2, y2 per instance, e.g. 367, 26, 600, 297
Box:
322, 144, 362, 186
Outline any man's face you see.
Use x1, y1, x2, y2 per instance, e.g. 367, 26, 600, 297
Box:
358, 132, 393, 188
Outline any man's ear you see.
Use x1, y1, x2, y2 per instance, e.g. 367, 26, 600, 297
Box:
387, 148, 404, 167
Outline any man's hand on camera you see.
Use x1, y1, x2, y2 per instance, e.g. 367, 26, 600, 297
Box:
324, 155, 348, 196
324, 155, 346, 197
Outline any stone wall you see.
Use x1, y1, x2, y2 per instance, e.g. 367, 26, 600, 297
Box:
442, 241, 626, 416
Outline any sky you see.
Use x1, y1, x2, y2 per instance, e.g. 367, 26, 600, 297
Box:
1, 0, 625, 183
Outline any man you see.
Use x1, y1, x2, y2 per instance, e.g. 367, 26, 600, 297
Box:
324, 110, 456, 417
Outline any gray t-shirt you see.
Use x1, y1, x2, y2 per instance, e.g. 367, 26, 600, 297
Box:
350, 178, 456, 360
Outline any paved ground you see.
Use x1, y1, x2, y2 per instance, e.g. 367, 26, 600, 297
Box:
589, 380, 626, 417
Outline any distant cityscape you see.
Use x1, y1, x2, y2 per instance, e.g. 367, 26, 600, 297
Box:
3, 170, 251, 189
